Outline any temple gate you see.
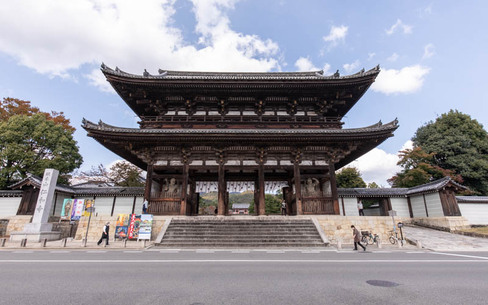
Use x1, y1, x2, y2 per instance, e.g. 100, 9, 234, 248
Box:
84, 65, 398, 215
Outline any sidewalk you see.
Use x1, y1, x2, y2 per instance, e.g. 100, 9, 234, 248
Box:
403, 225, 488, 251
0, 238, 150, 250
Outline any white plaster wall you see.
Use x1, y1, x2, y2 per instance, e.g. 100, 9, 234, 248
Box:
51, 194, 71, 216
410, 195, 427, 217
390, 198, 410, 217
0, 197, 21, 217
458, 204, 488, 225
133, 196, 145, 214
92, 197, 114, 216
343, 198, 359, 216
112, 197, 135, 215
425, 193, 444, 217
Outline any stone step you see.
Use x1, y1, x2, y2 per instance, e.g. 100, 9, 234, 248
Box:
158, 218, 325, 248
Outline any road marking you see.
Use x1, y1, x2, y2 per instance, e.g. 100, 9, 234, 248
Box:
85, 251, 107, 253
407, 251, 425, 254
196, 250, 215, 253
50, 251, 71, 254
11, 251, 34, 254
267, 250, 285, 254
159, 250, 180, 253
431, 252, 488, 260
301, 250, 321, 253
1, 259, 487, 263
232, 250, 250, 253
123, 251, 143, 253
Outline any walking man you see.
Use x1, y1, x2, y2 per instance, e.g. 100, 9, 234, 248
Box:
281, 199, 287, 216
357, 200, 364, 216
97, 222, 110, 246
351, 225, 366, 251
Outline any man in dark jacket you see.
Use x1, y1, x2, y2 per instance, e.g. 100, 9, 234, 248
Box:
97, 222, 110, 246
351, 225, 366, 251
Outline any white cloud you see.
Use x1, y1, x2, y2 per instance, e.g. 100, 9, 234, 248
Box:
368, 52, 376, 61
0, 0, 281, 91
350, 147, 401, 186
294, 57, 318, 71
322, 63, 332, 75
387, 53, 399, 62
343, 60, 360, 73
323, 25, 348, 48
371, 65, 430, 95
385, 19, 413, 35
423, 43, 435, 59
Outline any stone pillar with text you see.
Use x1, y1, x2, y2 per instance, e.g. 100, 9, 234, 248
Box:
10, 169, 62, 242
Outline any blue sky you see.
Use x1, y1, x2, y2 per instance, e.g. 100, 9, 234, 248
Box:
1, 0, 487, 186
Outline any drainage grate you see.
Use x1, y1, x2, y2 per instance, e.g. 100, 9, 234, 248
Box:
366, 280, 400, 287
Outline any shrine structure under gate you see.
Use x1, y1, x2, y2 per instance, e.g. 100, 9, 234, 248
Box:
83, 64, 398, 216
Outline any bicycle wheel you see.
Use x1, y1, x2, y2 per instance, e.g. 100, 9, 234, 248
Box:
361, 236, 368, 244
389, 236, 396, 244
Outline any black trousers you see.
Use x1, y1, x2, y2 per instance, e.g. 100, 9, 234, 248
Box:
359, 209, 365, 216
97, 233, 109, 246
354, 241, 366, 250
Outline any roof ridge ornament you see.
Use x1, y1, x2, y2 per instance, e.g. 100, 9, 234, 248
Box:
143, 69, 150, 77
333, 70, 340, 78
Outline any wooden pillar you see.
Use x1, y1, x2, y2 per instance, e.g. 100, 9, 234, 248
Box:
131, 196, 137, 214
254, 179, 260, 215
328, 162, 340, 215
110, 196, 117, 216
218, 161, 226, 216
407, 197, 413, 218
258, 162, 266, 216
144, 164, 153, 201
190, 179, 197, 215
180, 163, 189, 215
294, 161, 303, 215
422, 194, 429, 217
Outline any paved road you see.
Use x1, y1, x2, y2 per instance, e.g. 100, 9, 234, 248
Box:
403, 225, 488, 251
1, 249, 487, 305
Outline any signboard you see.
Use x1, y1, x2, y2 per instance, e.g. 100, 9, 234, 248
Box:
127, 214, 142, 240
115, 214, 130, 239
82, 199, 95, 217
70, 199, 85, 220
61, 199, 73, 220
138, 214, 153, 240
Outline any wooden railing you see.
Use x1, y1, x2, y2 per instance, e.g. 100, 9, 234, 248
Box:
148, 198, 181, 215
302, 197, 335, 214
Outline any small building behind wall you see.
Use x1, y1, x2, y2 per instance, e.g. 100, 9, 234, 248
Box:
338, 177, 465, 218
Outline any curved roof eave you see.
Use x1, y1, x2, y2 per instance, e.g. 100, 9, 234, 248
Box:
100, 63, 380, 82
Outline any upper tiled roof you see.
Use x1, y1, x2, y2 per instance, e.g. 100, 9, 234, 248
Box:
101, 63, 380, 81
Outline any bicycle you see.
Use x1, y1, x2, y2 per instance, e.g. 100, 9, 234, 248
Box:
388, 230, 403, 245
360, 231, 380, 245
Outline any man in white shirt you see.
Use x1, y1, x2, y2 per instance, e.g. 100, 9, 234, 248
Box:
357, 200, 364, 216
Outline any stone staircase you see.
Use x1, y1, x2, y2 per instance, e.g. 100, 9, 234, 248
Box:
156, 217, 327, 248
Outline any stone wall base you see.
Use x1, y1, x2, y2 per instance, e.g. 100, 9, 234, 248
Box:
411, 216, 470, 232
10, 231, 61, 242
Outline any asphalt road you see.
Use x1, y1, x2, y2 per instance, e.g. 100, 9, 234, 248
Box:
1, 249, 487, 305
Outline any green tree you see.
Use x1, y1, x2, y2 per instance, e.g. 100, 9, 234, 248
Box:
388, 147, 462, 188
413, 110, 488, 194
0, 114, 83, 187
249, 193, 282, 215
368, 182, 379, 188
109, 161, 144, 187
336, 167, 367, 188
